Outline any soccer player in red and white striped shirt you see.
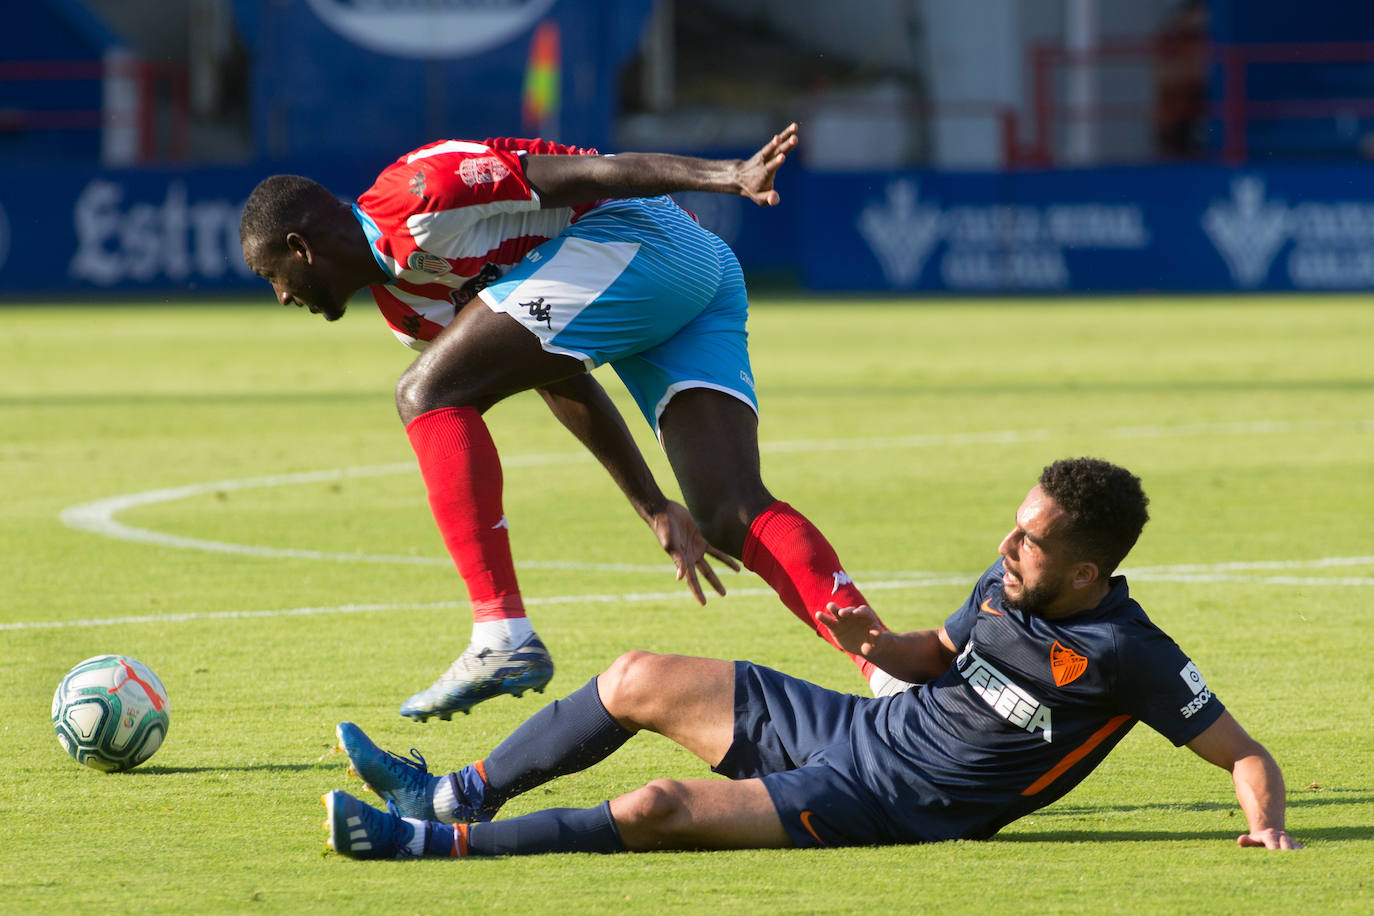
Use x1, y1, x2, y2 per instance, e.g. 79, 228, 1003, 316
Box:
240, 124, 908, 721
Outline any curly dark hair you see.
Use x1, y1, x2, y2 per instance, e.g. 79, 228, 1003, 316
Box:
238, 174, 346, 253
1038, 457, 1150, 575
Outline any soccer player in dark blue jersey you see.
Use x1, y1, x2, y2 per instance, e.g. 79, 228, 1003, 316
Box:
324, 457, 1301, 857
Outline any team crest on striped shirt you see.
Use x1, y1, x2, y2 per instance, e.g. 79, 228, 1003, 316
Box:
458, 156, 510, 186
1050, 641, 1088, 686
406, 252, 451, 275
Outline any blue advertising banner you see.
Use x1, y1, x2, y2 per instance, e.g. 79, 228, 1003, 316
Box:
3, 161, 1373, 296
0, 156, 792, 296
801, 164, 1374, 293
0, 162, 378, 295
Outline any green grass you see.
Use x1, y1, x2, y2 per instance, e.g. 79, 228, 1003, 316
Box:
2, 295, 1371, 913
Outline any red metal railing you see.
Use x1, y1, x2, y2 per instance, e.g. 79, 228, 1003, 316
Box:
1026, 39, 1374, 166
0, 57, 189, 162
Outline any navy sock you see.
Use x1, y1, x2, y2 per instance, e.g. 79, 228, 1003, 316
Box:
467, 801, 626, 856
420, 820, 457, 858
481, 676, 632, 807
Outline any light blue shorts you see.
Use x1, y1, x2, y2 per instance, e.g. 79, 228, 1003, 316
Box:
478, 196, 757, 432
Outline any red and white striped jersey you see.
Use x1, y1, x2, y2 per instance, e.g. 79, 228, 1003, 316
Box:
356, 136, 602, 349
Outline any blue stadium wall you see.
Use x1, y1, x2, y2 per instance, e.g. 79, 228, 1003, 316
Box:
2, 162, 1373, 296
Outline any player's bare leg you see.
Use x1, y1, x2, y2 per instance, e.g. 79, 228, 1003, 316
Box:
395, 301, 586, 721
329, 651, 793, 858
610, 777, 792, 850
658, 389, 910, 693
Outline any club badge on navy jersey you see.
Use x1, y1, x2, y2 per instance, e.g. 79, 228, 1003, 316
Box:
407, 251, 451, 275
1050, 641, 1088, 686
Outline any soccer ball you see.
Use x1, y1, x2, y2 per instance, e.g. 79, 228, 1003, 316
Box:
52, 655, 170, 772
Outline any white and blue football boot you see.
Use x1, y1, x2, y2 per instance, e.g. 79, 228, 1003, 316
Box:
323, 789, 454, 859
399, 634, 554, 722
336, 721, 495, 823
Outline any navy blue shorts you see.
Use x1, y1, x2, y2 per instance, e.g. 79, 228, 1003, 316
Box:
712, 661, 906, 848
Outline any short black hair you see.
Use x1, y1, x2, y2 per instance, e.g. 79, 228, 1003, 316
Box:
1038, 457, 1149, 575
239, 174, 345, 253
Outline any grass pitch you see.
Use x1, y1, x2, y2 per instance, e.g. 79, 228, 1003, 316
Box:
2, 294, 1371, 913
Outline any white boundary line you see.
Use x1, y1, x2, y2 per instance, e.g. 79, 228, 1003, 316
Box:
29, 419, 1371, 633
58, 418, 1374, 569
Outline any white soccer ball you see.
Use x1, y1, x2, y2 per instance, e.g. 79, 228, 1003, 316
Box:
52, 655, 170, 772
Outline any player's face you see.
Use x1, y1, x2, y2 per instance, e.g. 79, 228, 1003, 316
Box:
243, 238, 349, 322
997, 486, 1077, 617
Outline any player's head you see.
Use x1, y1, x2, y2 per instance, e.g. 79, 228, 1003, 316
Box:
999, 458, 1149, 617
239, 175, 356, 322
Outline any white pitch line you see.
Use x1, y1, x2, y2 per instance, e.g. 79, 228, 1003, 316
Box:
6, 563, 1373, 633
58, 418, 1374, 571
36, 413, 1373, 636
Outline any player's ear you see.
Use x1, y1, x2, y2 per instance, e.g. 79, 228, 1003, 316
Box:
1071, 560, 1100, 591
285, 231, 313, 263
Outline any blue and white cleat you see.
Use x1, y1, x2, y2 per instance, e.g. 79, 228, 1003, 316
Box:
323, 789, 453, 859
400, 634, 554, 722
337, 722, 442, 820
338, 721, 497, 823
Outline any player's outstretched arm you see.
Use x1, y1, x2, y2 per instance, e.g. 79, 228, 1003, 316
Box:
1185, 711, 1302, 850
523, 123, 799, 209
816, 604, 958, 684
536, 375, 737, 604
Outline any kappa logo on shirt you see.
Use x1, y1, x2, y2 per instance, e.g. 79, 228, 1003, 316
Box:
520, 297, 553, 329
458, 156, 511, 186
1049, 641, 1088, 686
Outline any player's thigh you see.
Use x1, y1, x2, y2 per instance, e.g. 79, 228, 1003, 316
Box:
599, 651, 737, 765
610, 777, 792, 851
658, 389, 771, 532
396, 297, 585, 417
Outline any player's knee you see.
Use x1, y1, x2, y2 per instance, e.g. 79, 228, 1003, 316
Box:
394, 365, 434, 424
614, 780, 691, 843
689, 497, 769, 555
598, 650, 664, 723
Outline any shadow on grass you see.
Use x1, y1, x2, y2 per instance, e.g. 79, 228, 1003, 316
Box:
996, 825, 1370, 843
998, 790, 1373, 843
1035, 789, 1374, 816
122, 762, 335, 775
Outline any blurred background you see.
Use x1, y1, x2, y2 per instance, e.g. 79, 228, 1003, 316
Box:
2, 0, 1372, 297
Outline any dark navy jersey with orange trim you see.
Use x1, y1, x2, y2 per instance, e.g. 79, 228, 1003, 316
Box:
869, 558, 1225, 840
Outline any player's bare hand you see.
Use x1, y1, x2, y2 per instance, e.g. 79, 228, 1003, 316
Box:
735, 123, 799, 207
816, 603, 884, 657
1237, 828, 1303, 850
651, 501, 739, 605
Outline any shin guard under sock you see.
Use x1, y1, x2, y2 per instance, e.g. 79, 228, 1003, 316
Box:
479, 677, 633, 807
463, 801, 626, 856
406, 406, 525, 622
742, 500, 880, 678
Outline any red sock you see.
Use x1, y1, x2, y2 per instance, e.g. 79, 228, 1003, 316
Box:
406, 407, 525, 622
742, 501, 878, 679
